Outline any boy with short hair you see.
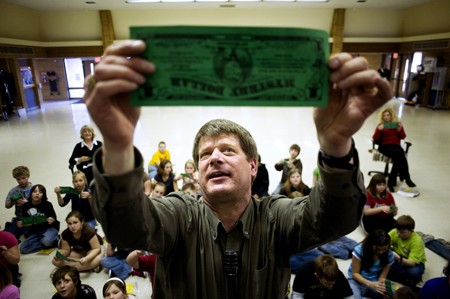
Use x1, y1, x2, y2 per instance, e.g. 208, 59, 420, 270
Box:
4, 166, 32, 240
147, 141, 171, 179
292, 254, 354, 299
273, 144, 303, 195
388, 215, 426, 288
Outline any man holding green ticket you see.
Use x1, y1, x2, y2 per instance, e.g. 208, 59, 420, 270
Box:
85, 39, 392, 299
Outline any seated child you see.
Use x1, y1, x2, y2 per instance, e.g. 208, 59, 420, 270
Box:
102, 277, 130, 299
252, 154, 269, 199
19, 184, 59, 254
362, 174, 398, 234
279, 168, 310, 198
52, 211, 103, 272
127, 250, 156, 291
182, 183, 198, 199
153, 159, 178, 195
55, 171, 96, 229
0, 227, 21, 287
388, 215, 426, 288
101, 242, 133, 280
292, 254, 353, 299
150, 182, 166, 199
4, 166, 33, 240
273, 143, 303, 194
420, 260, 450, 299
50, 265, 96, 299
0, 263, 20, 299
347, 229, 394, 299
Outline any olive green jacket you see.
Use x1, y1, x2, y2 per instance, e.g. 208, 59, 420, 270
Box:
91, 147, 365, 299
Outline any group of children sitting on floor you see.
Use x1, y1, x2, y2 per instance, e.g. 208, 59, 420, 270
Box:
1, 128, 448, 298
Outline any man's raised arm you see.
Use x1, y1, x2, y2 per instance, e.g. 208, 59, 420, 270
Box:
83, 41, 155, 175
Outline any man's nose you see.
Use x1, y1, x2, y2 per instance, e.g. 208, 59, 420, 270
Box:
209, 148, 223, 165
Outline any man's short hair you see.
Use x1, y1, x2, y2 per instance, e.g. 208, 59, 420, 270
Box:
290, 144, 301, 154
12, 166, 30, 179
192, 119, 258, 167
314, 255, 339, 281
158, 141, 166, 146
395, 215, 415, 231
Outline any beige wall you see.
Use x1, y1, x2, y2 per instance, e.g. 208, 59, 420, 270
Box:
344, 9, 404, 38
39, 11, 102, 42
112, 8, 333, 40
0, 1, 449, 44
402, 0, 450, 37
0, 1, 41, 41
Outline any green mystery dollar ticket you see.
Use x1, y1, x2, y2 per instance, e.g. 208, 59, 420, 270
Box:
130, 26, 329, 107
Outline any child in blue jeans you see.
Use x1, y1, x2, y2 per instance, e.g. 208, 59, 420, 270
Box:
18, 184, 59, 254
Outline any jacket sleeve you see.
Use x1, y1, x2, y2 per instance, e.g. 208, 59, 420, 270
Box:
90, 147, 182, 253
275, 147, 366, 253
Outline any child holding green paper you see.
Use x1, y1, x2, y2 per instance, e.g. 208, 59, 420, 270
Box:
55, 171, 96, 229
18, 184, 59, 254
4, 165, 33, 240
52, 211, 103, 272
175, 159, 200, 194
362, 174, 398, 234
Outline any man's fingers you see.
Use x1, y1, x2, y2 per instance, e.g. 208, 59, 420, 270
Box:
330, 56, 369, 84
104, 40, 147, 56
334, 69, 379, 90
96, 57, 154, 83
328, 52, 353, 70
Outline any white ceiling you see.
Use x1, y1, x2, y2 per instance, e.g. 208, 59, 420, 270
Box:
3, 0, 432, 12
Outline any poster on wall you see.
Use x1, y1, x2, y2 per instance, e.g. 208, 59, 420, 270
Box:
20, 67, 34, 88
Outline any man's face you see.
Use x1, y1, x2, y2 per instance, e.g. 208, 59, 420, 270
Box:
15, 176, 29, 188
198, 134, 257, 203
55, 274, 76, 298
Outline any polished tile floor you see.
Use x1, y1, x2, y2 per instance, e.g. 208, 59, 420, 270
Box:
1, 98, 449, 298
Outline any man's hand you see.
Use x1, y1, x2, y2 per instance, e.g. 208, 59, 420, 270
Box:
84, 40, 155, 174
314, 53, 392, 157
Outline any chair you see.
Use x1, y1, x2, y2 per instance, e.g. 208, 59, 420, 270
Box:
368, 141, 412, 177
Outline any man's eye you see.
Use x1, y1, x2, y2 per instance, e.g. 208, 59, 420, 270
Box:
224, 148, 234, 154
200, 152, 211, 160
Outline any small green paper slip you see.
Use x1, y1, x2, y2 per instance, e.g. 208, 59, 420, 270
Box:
55, 250, 79, 263
59, 186, 80, 195
130, 26, 329, 107
10, 192, 23, 202
384, 122, 399, 129
22, 215, 47, 225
